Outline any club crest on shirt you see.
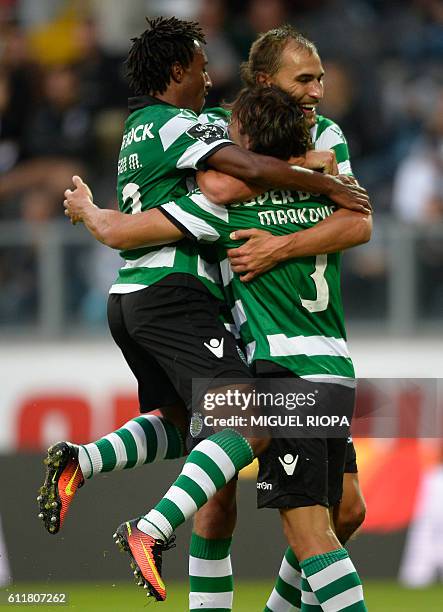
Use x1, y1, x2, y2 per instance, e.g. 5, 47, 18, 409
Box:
190, 412, 204, 438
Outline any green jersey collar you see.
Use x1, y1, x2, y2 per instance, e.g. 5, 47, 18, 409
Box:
128, 95, 173, 113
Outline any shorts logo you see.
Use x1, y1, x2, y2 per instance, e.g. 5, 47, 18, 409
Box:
190, 412, 204, 438
204, 338, 224, 358
278, 453, 299, 476
257, 481, 273, 490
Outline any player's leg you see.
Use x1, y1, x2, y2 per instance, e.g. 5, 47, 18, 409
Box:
263, 383, 364, 612
292, 389, 366, 611
295, 438, 366, 611
77, 409, 186, 480
37, 293, 187, 534
258, 438, 323, 612
189, 481, 237, 612
265, 467, 366, 612
116, 429, 265, 600
112, 285, 263, 600
264, 546, 303, 612
81, 292, 188, 478
37, 407, 186, 531
280, 504, 367, 611
333, 440, 366, 545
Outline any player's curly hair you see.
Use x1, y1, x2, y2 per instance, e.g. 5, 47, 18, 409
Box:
229, 86, 312, 160
241, 25, 317, 87
126, 16, 206, 95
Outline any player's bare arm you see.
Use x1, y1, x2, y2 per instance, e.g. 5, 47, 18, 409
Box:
196, 170, 262, 204
197, 150, 338, 205
64, 174, 370, 257
64, 176, 183, 249
206, 144, 370, 213
227, 208, 373, 282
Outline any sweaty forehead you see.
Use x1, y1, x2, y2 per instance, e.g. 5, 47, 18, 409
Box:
280, 43, 323, 75
193, 41, 207, 61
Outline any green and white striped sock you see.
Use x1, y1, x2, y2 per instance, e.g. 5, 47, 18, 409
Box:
264, 547, 302, 611
300, 571, 322, 611
189, 533, 233, 612
300, 548, 367, 611
77, 414, 184, 478
138, 429, 254, 540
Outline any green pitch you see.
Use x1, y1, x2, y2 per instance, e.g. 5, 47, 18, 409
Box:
2, 581, 443, 611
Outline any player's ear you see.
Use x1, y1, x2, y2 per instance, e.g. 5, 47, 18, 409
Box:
171, 61, 185, 83
256, 72, 272, 86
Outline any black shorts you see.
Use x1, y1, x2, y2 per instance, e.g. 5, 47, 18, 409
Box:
257, 383, 355, 509
107, 280, 252, 415
344, 437, 358, 474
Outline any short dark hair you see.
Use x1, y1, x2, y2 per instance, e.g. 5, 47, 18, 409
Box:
126, 16, 205, 96
229, 86, 312, 160
241, 25, 317, 87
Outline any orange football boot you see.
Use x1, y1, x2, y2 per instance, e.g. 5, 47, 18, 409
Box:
113, 518, 175, 601
37, 442, 84, 534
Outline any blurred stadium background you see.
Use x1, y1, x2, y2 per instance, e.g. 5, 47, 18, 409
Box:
0, 0, 442, 610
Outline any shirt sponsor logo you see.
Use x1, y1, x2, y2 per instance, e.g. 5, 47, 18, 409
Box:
120, 123, 155, 151
257, 481, 273, 490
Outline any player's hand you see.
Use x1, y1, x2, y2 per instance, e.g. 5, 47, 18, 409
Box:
63, 175, 95, 225
227, 228, 287, 282
337, 174, 360, 186
326, 175, 372, 214
298, 150, 339, 175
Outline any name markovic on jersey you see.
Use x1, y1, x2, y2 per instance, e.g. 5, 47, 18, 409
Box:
258, 204, 335, 226
230, 189, 336, 227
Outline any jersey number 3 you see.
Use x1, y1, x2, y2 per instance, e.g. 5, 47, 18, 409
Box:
122, 182, 142, 214
300, 254, 329, 313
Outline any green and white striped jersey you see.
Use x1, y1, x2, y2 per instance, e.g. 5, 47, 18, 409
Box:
199, 108, 353, 175
160, 188, 355, 382
110, 96, 233, 298
311, 114, 352, 175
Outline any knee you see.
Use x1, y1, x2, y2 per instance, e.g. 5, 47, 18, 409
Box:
285, 527, 338, 561
193, 485, 237, 539
283, 520, 336, 550
194, 503, 236, 539
208, 492, 237, 519
346, 499, 367, 531
346, 495, 367, 530
158, 403, 189, 438
280, 508, 337, 560
337, 498, 367, 542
